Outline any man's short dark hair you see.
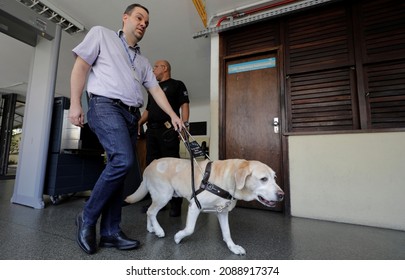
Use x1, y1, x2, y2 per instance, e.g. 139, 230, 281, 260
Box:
125, 3, 149, 15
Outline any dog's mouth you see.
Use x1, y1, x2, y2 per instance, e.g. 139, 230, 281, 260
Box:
258, 196, 277, 207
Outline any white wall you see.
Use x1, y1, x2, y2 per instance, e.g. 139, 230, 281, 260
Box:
289, 132, 405, 231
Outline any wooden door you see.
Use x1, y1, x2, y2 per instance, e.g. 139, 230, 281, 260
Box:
223, 52, 283, 211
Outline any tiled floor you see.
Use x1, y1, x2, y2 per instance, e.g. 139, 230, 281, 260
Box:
0, 178, 404, 260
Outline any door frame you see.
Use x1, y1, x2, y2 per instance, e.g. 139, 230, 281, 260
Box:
218, 45, 291, 214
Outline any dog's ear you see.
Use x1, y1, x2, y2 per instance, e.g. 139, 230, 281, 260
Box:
235, 161, 251, 190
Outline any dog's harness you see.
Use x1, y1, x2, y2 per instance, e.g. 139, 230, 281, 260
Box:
179, 129, 235, 212
195, 161, 234, 200
194, 161, 235, 213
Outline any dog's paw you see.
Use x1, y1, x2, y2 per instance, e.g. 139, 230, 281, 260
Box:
156, 232, 165, 238
147, 227, 154, 234
155, 228, 165, 238
174, 232, 184, 244
229, 245, 246, 255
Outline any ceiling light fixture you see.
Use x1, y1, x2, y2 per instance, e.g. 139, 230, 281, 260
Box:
16, 0, 84, 34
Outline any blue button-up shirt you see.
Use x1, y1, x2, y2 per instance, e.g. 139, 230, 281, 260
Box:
72, 26, 158, 107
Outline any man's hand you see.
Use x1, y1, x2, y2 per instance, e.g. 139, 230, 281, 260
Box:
68, 103, 84, 128
171, 115, 184, 131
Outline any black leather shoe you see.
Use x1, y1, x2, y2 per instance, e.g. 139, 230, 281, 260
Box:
75, 212, 97, 254
99, 231, 140, 250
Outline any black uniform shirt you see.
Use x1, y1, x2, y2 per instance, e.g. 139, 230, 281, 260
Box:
146, 78, 190, 123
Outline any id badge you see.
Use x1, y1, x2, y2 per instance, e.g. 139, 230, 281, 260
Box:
164, 121, 172, 129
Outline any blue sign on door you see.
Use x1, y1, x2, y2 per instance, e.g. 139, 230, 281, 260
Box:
228, 57, 276, 74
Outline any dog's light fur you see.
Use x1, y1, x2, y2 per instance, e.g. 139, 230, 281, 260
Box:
125, 157, 284, 255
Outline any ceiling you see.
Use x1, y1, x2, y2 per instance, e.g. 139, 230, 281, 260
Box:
0, 0, 267, 109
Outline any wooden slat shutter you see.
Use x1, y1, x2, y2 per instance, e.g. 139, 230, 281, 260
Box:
288, 68, 358, 132
360, 0, 405, 129
360, 0, 405, 62
365, 60, 405, 128
285, 3, 357, 132
223, 21, 279, 56
285, 4, 353, 74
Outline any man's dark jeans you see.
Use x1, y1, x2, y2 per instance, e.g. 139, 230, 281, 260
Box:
84, 95, 138, 237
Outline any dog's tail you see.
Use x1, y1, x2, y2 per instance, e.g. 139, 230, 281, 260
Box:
124, 180, 149, 204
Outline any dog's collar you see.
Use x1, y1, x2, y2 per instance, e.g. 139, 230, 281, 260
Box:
195, 161, 234, 200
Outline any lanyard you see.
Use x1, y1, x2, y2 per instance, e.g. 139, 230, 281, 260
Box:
118, 33, 137, 70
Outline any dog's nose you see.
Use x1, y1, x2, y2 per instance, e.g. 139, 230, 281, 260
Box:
277, 191, 284, 201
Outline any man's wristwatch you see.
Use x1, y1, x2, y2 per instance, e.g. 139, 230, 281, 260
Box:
184, 121, 190, 128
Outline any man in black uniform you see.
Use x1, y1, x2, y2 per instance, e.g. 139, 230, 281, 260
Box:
138, 60, 190, 217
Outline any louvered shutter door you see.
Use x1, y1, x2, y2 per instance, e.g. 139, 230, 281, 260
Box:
223, 21, 279, 56
285, 4, 358, 132
360, 0, 405, 128
288, 68, 358, 132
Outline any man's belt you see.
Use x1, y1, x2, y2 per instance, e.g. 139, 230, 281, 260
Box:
147, 122, 170, 129
89, 93, 140, 115
112, 99, 139, 115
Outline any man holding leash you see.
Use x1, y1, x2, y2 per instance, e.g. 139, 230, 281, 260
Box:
138, 59, 190, 217
69, 4, 183, 255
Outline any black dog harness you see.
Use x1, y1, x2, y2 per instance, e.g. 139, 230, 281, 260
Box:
195, 161, 235, 200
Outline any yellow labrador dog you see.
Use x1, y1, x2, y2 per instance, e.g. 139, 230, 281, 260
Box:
125, 157, 284, 255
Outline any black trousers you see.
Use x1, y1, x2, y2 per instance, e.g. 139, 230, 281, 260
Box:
145, 126, 180, 165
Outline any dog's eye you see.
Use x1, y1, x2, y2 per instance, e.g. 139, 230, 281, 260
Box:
260, 177, 268, 182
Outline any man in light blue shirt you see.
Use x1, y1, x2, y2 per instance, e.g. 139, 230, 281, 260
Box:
69, 3, 183, 255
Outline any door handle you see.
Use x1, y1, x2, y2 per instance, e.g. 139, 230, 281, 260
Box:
273, 117, 279, 133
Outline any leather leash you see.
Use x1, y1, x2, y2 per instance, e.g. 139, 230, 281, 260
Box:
181, 128, 202, 209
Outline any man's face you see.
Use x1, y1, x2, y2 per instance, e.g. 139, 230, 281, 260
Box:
153, 62, 166, 81
123, 7, 149, 41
